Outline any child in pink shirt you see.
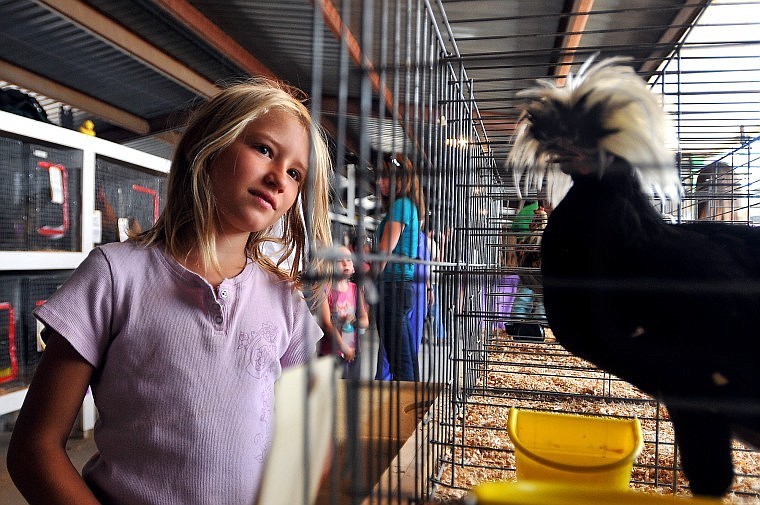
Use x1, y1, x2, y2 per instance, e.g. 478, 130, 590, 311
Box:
319, 245, 369, 378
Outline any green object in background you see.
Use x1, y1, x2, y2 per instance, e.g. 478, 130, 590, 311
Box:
511, 201, 539, 233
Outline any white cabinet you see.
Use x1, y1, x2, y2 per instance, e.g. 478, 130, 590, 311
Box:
0, 111, 170, 421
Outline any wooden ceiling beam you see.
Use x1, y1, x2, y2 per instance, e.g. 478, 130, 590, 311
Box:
316, 0, 396, 120
150, 0, 278, 80
639, 0, 710, 76
37, 0, 219, 98
0, 58, 150, 135
554, 0, 595, 84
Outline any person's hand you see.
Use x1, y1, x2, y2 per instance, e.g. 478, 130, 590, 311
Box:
341, 345, 356, 362
427, 287, 434, 306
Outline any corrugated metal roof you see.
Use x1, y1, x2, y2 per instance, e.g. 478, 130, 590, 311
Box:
433, 0, 705, 161
1, 0, 752, 166
188, 0, 337, 93
87, 0, 245, 83
0, 0, 198, 120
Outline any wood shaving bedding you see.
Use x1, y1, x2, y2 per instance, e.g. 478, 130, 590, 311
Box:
431, 331, 760, 503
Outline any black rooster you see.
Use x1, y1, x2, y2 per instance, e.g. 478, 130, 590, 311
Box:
507, 56, 760, 496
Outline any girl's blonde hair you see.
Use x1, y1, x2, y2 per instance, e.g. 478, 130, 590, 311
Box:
380, 152, 426, 219
135, 78, 332, 292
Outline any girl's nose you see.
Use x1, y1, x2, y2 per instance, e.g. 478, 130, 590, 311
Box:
263, 165, 287, 191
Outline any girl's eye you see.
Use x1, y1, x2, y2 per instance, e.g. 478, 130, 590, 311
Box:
253, 144, 271, 156
287, 168, 303, 182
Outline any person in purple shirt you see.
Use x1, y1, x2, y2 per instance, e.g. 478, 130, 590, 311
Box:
7, 78, 333, 505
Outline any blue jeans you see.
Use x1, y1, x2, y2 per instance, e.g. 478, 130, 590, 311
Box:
376, 280, 418, 381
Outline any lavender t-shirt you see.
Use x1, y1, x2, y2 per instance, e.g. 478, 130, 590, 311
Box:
34, 240, 323, 505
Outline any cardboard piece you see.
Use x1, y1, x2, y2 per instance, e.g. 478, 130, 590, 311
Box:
258, 356, 339, 505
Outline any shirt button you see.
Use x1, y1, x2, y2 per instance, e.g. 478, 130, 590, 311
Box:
220, 288, 229, 298
214, 315, 223, 324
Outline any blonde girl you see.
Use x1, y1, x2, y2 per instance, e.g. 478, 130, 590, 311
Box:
8, 78, 332, 505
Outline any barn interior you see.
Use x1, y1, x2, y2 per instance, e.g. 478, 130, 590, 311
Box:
0, 1, 759, 504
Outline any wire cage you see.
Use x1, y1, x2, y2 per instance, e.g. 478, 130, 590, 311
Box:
0, 275, 22, 388
27, 142, 83, 252
0, 270, 74, 392
431, 3, 760, 505
0, 134, 83, 252
94, 156, 167, 245
299, 1, 502, 502
19, 270, 74, 384
300, 1, 760, 505
0, 137, 26, 251
3, 1, 759, 504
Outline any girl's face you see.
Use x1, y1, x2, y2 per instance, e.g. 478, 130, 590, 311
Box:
335, 246, 355, 278
209, 108, 309, 236
377, 174, 390, 197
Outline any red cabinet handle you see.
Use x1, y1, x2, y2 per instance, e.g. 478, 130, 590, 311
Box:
131, 184, 160, 224
37, 161, 70, 238
0, 302, 18, 383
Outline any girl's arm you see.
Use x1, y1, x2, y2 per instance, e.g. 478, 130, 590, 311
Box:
378, 220, 404, 272
318, 298, 354, 361
7, 331, 101, 505
318, 297, 340, 346
356, 287, 370, 330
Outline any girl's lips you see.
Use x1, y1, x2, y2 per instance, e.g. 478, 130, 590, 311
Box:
250, 189, 276, 210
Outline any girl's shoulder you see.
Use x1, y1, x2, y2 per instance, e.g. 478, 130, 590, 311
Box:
93, 239, 154, 263
90, 241, 174, 282
393, 195, 415, 207
98, 238, 153, 253
389, 196, 419, 219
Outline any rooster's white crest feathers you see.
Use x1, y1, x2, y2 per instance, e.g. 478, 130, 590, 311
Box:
508, 56, 683, 207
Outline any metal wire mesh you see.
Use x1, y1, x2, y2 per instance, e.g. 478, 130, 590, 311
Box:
307, 1, 760, 504
309, 2, 492, 501
94, 157, 167, 245
2, 1, 759, 504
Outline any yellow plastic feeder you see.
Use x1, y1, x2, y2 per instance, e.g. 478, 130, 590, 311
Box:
468, 480, 724, 505
507, 407, 643, 490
